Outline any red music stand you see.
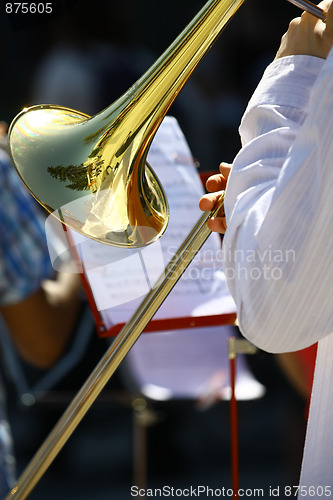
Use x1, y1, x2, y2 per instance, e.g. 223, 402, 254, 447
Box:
60, 166, 261, 493
67, 224, 263, 494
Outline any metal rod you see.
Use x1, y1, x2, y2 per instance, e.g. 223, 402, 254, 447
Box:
6, 197, 224, 500
285, 0, 326, 21
229, 349, 239, 499
228, 338, 257, 496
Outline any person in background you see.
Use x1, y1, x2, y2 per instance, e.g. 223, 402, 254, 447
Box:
0, 125, 82, 497
199, 0, 333, 495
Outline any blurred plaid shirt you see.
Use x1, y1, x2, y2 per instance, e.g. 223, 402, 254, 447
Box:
0, 147, 53, 306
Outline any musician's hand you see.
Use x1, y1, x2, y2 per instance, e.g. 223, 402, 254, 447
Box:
275, 0, 333, 60
199, 162, 231, 234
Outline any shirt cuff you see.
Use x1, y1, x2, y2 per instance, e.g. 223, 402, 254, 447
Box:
246, 55, 325, 112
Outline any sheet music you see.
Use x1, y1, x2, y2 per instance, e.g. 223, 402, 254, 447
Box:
68, 116, 236, 329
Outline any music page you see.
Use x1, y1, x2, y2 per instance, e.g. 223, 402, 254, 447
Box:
68, 117, 236, 330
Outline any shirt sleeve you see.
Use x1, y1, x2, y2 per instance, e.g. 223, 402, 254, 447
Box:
0, 150, 54, 306
223, 52, 333, 353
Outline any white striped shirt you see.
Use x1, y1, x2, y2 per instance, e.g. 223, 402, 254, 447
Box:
223, 51, 333, 493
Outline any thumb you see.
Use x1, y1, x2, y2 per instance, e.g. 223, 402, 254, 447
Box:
324, 2, 333, 50
320, 0, 333, 27
326, 1, 333, 26
316, 0, 333, 56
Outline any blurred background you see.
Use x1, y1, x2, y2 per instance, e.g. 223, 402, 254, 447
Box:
0, 0, 314, 498
1, 0, 301, 169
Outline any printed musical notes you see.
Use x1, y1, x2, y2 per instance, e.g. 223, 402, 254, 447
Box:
68, 117, 236, 328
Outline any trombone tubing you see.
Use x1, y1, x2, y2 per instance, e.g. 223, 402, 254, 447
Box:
285, 0, 326, 20
6, 197, 224, 499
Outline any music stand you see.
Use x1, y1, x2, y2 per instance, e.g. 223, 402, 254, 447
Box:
54, 117, 264, 493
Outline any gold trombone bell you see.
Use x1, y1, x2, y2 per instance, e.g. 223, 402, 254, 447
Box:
9, 0, 246, 248
9, 104, 169, 248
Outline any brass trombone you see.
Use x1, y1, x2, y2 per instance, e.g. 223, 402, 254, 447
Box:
6, 0, 324, 498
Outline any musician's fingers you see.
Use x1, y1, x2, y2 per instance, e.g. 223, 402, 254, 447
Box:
199, 191, 222, 212
205, 162, 232, 192
205, 174, 226, 193
219, 162, 232, 179
207, 215, 227, 234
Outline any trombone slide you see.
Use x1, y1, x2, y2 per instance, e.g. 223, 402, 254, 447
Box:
6, 196, 224, 499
